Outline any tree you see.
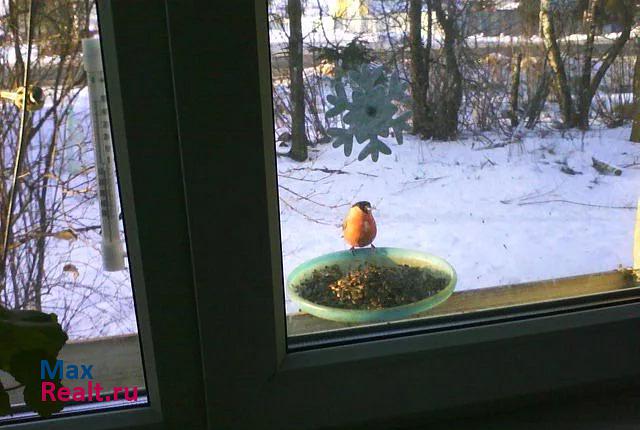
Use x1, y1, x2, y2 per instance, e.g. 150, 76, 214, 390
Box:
431, 0, 463, 139
632, 53, 640, 142
408, 0, 431, 136
0, 0, 134, 337
539, 0, 574, 127
287, 0, 308, 161
509, 52, 523, 128
575, 0, 635, 128
539, 0, 636, 128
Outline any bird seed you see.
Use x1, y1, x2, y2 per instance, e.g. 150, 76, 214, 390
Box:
295, 263, 448, 310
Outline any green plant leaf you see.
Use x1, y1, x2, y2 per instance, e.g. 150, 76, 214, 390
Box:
11, 351, 65, 417
0, 305, 68, 418
0, 381, 11, 416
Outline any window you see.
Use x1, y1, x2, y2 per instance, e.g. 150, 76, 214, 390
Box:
0, 0, 148, 421
4, 0, 632, 428
166, 0, 640, 428
259, 0, 640, 346
1, 1, 204, 429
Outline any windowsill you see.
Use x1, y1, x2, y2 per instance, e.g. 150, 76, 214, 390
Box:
346, 378, 640, 430
2, 271, 632, 409
287, 269, 638, 336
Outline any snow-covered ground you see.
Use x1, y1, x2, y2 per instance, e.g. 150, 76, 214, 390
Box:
277, 127, 639, 314
11, 88, 137, 339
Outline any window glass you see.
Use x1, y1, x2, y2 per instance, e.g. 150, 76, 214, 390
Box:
267, 0, 640, 341
0, 0, 145, 421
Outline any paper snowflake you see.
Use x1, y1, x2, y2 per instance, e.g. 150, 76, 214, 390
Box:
326, 65, 411, 162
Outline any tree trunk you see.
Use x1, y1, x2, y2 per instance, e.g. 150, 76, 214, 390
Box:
577, 0, 632, 130
425, 0, 433, 82
632, 54, 640, 142
576, 0, 599, 130
525, 68, 551, 129
287, 0, 307, 161
432, 0, 462, 139
509, 52, 523, 128
304, 78, 328, 143
585, 21, 633, 130
409, 0, 430, 137
539, 0, 574, 127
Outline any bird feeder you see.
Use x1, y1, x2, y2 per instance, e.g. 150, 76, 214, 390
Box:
287, 247, 456, 323
82, 38, 125, 272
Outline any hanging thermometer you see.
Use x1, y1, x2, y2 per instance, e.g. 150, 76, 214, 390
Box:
82, 38, 125, 271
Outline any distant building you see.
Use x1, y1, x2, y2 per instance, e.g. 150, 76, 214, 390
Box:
466, 1, 523, 37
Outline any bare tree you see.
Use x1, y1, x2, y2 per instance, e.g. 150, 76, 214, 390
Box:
524, 66, 552, 129
632, 53, 640, 142
431, 0, 463, 139
575, 0, 635, 129
539, 0, 574, 127
408, 0, 431, 136
287, 0, 308, 161
540, 0, 636, 128
0, 0, 134, 337
509, 52, 523, 127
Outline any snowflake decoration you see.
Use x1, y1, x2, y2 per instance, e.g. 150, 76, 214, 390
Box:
326, 64, 411, 162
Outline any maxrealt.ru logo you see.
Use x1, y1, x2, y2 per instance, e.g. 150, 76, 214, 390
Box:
41, 360, 139, 402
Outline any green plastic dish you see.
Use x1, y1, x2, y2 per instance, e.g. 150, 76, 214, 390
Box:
286, 247, 457, 323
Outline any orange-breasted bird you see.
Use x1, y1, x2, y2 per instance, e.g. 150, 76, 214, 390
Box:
342, 201, 377, 252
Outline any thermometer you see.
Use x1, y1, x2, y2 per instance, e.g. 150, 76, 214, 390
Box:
82, 38, 125, 271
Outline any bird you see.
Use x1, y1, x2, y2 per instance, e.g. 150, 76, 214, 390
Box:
342, 201, 377, 253
276, 131, 291, 147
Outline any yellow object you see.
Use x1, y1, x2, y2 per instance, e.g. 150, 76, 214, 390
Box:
54, 229, 78, 241
634, 198, 640, 279
334, 0, 349, 18
359, 0, 368, 17
0, 86, 45, 111
333, 0, 367, 18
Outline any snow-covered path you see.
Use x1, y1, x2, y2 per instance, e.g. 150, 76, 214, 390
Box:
277, 127, 640, 314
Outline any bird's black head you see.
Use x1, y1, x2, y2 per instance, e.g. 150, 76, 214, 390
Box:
30, 86, 44, 104
353, 201, 372, 213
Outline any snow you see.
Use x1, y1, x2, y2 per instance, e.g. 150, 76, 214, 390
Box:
267, 0, 640, 53
277, 127, 639, 314
466, 27, 640, 48
495, 1, 520, 10
5, 88, 137, 339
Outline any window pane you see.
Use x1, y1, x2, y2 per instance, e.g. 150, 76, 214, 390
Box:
0, 0, 146, 421
266, 0, 640, 344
